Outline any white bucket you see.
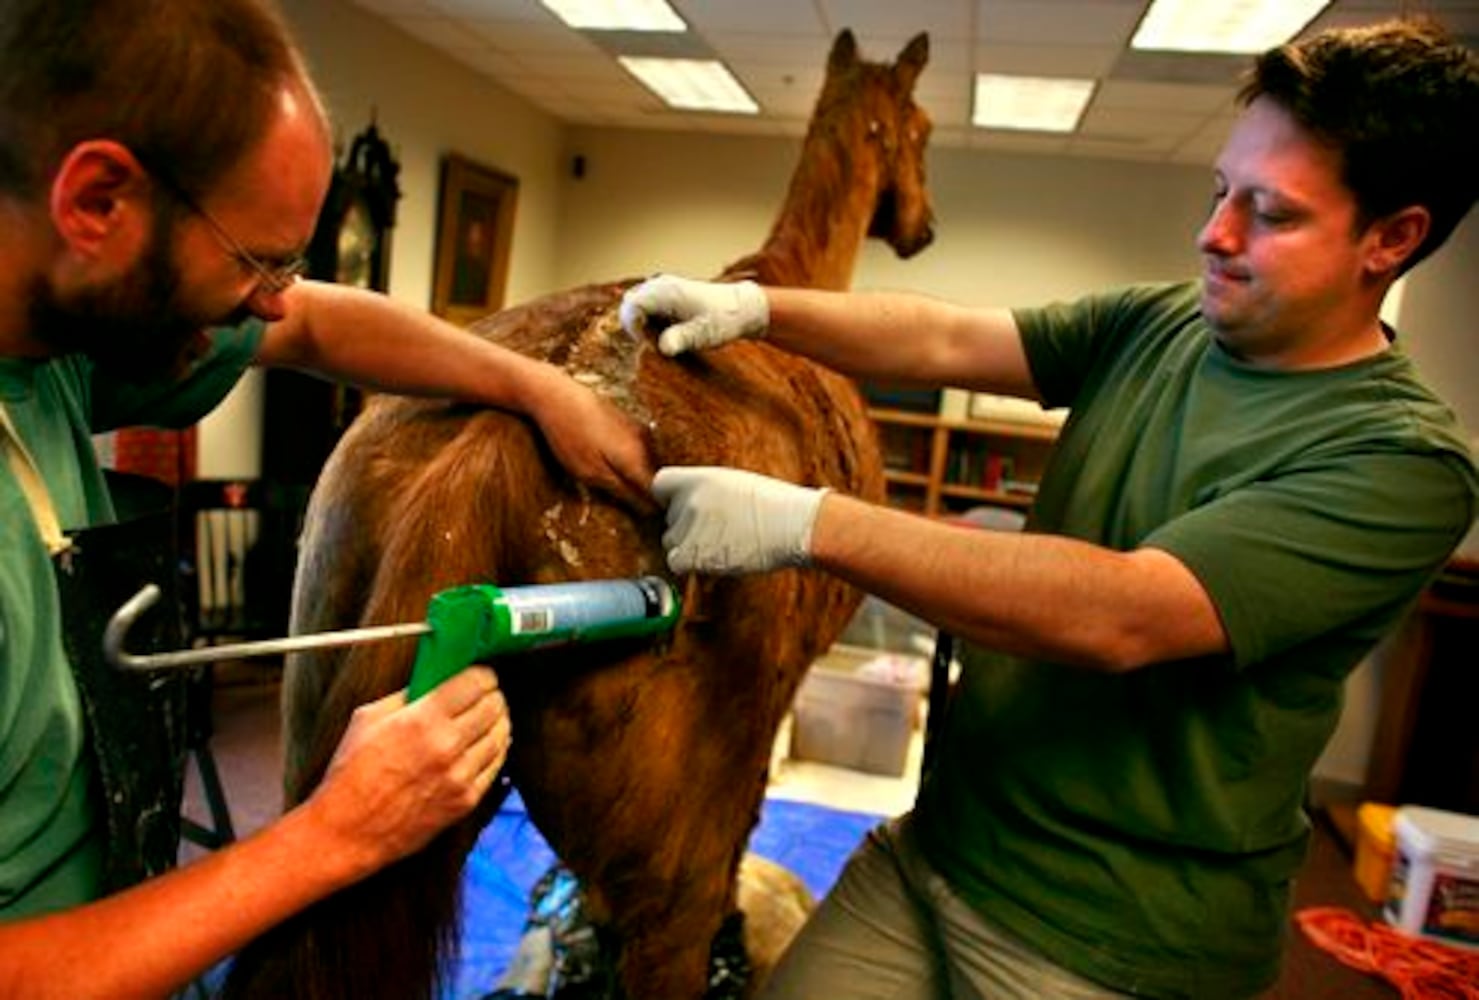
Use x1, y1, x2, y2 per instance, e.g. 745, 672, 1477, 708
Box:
1383, 805, 1479, 950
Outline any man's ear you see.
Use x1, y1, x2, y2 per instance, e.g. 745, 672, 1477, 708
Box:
1364, 205, 1431, 277
49, 140, 154, 260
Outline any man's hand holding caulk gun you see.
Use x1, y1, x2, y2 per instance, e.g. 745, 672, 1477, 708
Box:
310, 668, 509, 867
101, 570, 683, 882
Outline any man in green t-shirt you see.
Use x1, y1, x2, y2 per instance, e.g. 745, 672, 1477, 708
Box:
0, 1, 655, 995
619, 18, 1478, 1000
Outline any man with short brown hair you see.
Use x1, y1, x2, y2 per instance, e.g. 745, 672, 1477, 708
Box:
0, 1, 652, 994
623, 17, 1477, 999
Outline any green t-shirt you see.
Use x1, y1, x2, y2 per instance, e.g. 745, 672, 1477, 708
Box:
913, 282, 1477, 998
0, 323, 262, 919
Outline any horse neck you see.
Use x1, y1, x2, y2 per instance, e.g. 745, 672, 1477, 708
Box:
719, 118, 879, 292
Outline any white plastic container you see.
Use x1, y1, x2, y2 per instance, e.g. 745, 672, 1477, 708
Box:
1383, 805, 1479, 950
789, 646, 924, 777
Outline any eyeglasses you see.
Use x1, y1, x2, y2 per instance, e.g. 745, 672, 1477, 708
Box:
141, 158, 308, 295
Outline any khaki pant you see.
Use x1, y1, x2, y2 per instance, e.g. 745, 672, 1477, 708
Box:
758, 815, 1136, 1000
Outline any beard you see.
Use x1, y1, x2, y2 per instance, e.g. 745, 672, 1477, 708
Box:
29, 218, 233, 384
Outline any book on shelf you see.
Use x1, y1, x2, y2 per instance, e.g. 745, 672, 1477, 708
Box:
863, 382, 941, 415
880, 424, 931, 473
946, 440, 1014, 490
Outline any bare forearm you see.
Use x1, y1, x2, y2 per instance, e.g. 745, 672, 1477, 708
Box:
259, 281, 655, 503
765, 287, 1036, 397
259, 281, 563, 410
0, 803, 369, 1000
809, 494, 1227, 671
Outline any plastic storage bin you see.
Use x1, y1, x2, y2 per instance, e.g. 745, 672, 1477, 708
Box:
790, 646, 923, 777
1384, 805, 1479, 949
1354, 803, 1397, 904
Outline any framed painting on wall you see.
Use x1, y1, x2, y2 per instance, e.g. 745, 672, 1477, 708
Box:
431, 154, 518, 327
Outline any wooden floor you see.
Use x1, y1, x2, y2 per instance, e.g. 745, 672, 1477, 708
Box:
1271, 809, 1396, 1000
182, 671, 1402, 999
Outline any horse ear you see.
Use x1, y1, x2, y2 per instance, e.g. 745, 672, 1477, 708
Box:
828, 29, 858, 75
894, 32, 929, 91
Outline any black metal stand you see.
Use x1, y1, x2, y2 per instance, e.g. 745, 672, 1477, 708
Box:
921, 630, 954, 782
179, 666, 236, 849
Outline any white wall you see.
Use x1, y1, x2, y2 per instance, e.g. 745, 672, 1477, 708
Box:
553, 129, 794, 288
1393, 214, 1479, 561
1399, 214, 1479, 431
281, 0, 568, 310
553, 127, 1210, 301
199, 0, 570, 477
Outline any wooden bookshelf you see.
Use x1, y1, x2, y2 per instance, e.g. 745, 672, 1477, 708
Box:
870, 408, 1058, 518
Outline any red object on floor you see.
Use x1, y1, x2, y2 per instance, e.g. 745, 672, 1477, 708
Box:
1295, 907, 1479, 999
112, 427, 196, 485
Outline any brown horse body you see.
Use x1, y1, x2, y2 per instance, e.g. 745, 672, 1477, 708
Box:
224, 30, 933, 1000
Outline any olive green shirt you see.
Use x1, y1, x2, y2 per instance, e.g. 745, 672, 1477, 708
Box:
914, 282, 1477, 998
0, 323, 261, 919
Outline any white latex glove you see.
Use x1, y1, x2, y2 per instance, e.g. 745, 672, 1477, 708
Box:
652, 466, 828, 575
619, 274, 769, 356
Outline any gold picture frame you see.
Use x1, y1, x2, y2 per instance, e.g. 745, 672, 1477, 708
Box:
431, 154, 518, 326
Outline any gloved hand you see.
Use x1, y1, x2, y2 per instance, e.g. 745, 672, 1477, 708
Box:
652, 466, 828, 575
619, 274, 769, 356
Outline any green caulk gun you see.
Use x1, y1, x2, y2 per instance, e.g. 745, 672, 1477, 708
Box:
105, 576, 681, 699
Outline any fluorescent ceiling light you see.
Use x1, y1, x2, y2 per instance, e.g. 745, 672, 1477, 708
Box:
619, 57, 759, 114
539, 0, 685, 32
1131, 0, 1332, 54
972, 74, 1095, 133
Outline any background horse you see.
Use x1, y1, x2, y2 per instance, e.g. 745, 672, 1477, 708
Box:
224, 28, 933, 1000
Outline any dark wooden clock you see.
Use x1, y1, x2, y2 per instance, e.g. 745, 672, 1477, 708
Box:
262, 121, 401, 486
307, 122, 400, 291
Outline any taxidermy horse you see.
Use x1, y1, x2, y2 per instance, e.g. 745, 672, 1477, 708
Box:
224, 28, 933, 1000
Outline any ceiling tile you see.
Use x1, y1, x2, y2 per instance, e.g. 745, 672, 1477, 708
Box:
979, 2, 1145, 46
708, 32, 837, 64
974, 43, 1122, 78
1093, 80, 1236, 114
905, 37, 971, 75
450, 46, 534, 77
341, 0, 1443, 166
516, 50, 636, 82
674, 0, 828, 34
468, 18, 606, 54
560, 74, 664, 105
916, 92, 972, 127
820, 0, 975, 42
1110, 49, 1251, 86
392, 15, 492, 51
1078, 105, 1213, 140
425, 0, 554, 19
745, 74, 830, 118
969, 131, 1071, 156
351, 0, 436, 14
1172, 114, 1238, 166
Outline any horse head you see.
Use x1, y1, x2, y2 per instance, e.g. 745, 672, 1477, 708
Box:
830, 30, 935, 258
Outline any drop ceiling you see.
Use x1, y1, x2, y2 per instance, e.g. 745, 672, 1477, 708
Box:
347, 0, 1479, 165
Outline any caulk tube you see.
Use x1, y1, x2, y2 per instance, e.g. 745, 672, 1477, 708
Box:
494, 577, 680, 650
406, 577, 680, 701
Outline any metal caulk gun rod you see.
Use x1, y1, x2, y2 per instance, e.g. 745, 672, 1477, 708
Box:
105, 583, 431, 672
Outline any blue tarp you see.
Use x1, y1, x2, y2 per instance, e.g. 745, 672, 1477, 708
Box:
449, 790, 883, 999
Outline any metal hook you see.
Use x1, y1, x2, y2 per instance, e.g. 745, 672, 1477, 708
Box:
104, 583, 430, 672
